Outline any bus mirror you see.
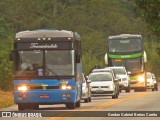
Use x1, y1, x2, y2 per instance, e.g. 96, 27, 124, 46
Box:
76, 54, 80, 63
144, 51, 147, 63
87, 79, 91, 83
9, 50, 14, 61
104, 53, 108, 64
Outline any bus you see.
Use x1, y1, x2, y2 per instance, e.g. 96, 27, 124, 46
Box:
10, 29, 83, 110
104, 34, 147, 92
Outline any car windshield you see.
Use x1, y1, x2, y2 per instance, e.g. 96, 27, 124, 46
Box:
109, 38, 142, 52
15, 50, 74, 76
89, 73, 112, 82
112, 68, 126, 75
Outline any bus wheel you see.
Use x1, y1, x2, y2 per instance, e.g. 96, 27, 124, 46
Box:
76, 101, 81, 108
125, 87, 130, 93
18, 103, 29, 110
135, 89, 139, 92
156, 87, 158, 91
18, 104, 25, 110
66, 103, 76, 109
32, 104, 39, 110
142, 87, 146, 92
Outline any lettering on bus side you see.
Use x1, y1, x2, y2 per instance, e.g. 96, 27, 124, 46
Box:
121, 55, 130, 58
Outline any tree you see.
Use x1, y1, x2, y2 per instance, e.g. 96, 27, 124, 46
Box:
0, 17, 13, 90
134, 0, 160, 38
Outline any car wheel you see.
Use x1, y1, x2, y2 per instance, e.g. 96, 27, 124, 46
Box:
112, 93, 117, 99
116, 93, 118, 98
119, 89, 122, 93
84, 98, 89, 103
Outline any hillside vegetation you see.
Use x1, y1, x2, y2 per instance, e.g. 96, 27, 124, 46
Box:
0, 0, 159, 90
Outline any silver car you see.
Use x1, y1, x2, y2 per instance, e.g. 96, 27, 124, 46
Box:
81, 74, 91, 103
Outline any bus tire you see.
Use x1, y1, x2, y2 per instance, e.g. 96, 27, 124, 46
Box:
142, 87, 146, 92
139, 87, 146, 92
76, 101, 81, 108
89, 97, 91, 102
32, 104, 39, 110
18, 104, 25, 110
135, 88, 139, 92
156, 87, 158, 91
18, 103, 30, 110
66, 103, 76, 109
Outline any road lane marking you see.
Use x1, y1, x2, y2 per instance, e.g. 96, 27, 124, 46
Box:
48, 92, 152, 120
95, 92, 150, 110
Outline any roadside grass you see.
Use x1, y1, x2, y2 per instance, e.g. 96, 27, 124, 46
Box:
0, 91, 14, 109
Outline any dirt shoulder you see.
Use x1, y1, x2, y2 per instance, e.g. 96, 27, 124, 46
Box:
0, 91, 14, 109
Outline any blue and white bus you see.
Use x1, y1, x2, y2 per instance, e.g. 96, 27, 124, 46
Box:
10, 29, 83, 110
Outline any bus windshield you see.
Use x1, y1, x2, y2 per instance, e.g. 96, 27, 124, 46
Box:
109, 38, 142, 52
15, 50, 74, 76
126, 58, 143, 73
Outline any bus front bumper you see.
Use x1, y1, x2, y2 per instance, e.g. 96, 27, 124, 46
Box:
14, 90, 77, 104
130, 80, 146, 88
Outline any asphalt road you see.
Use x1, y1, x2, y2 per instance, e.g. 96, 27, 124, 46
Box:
1, 86, 160, 120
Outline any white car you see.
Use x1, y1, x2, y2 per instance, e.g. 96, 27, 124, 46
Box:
146, 72, 154, 91
89, 70, 119, 99
108, 67, 130, 92
81, 74, 91, 103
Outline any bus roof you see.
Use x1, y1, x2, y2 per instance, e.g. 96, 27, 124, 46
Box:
108, 34, 142, 40
16, 29, 80, 41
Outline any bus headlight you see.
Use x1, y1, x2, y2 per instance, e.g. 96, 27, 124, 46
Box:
61, 85, 73, 90
18, 85, 28, 91
137, 76, 145, 83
